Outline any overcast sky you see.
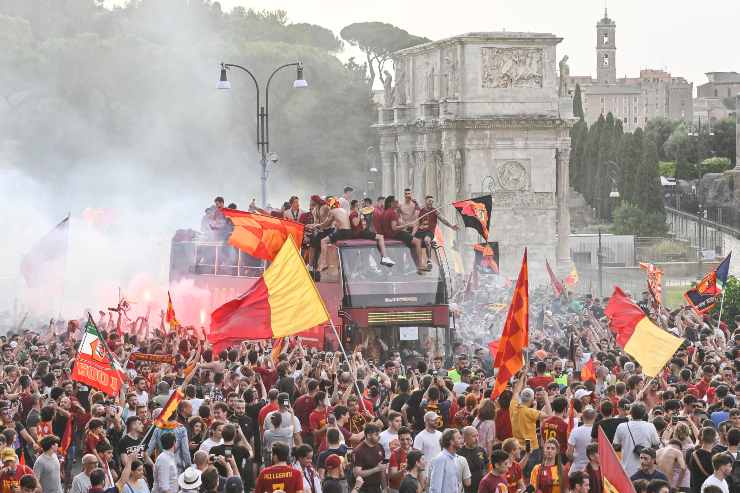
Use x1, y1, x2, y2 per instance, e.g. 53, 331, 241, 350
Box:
109, 0, 739, 92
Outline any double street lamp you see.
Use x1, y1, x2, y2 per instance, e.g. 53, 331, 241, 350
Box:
218, 62, 308, 207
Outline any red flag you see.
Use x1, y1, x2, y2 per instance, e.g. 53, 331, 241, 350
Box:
71, 317, 125, 397
222, 209, 304, 262
487, 339, 500, 359
545, 259, 564, 297
567, 398, 576, 435
581, 358, 596, 383
59, 415, 73, 456
492, 250, 528, 400
599, 426, 636, 493
154, 389, 184, 430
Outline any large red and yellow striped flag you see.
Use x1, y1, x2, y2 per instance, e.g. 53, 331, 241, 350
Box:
153, 389, 184, 430
604, 287, 684, 376
492, 249, 528, 400
208, 237, 329, 352
222, 209, 304, 262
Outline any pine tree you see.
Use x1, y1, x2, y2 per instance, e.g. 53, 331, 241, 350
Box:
617, 132, 635, 203
583, 115, 604, 206
634, 134, 665, 214
569, 119, 588, 191
675, 154, 691, 182
573, 84, 584, 119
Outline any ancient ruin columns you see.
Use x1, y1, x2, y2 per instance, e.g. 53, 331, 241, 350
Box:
379, 133, 396, 196
556, 143, 572, 273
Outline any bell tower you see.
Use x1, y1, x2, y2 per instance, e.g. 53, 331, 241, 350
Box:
596, 9, 616, 84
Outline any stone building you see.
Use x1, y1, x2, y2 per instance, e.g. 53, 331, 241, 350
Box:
567, 10, 693, 130
694, 72, 739, 125
374, 32, 575, 280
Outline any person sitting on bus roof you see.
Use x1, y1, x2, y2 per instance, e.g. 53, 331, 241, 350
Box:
415, 195, 459, 271
283, 196, 302, 222
379, 195, 423, 273
348, 200, 395, 267
306, 195, 332, 271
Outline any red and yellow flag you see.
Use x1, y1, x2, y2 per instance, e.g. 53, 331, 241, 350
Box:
166, 291, 180, 331
639, 262, 664, 306
208, 237, 330, 352
545, 259, 564, 297
222, 209, 304, 262
491, 249, 528, 400
599, 426, 636, 493
604, 287, 684, 376
564, 264, 579, 287
271, 337, 287, 364
154, 389, 184, 430
581, 357, 596, 383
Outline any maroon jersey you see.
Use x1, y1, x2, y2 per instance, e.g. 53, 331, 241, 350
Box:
540, 416, 568, 454
418, 207, 438, 232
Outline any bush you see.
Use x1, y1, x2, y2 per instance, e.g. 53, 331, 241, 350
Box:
658, 161, 675, 177
611, 202, 669, 237
716, 276, 740, 327
699, 157, 732, 175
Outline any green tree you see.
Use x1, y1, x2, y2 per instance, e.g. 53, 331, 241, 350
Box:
340, 21, 429, 90
645, 117, 678, 162
611, 202, 668, 236
573, 83, 584, 119
569, 119, 588, 192
711, 117, 737, 165
700, 157, 732, 175
634, 135, 665, 215
582, 114, 604, 206
715, 276, 740, 326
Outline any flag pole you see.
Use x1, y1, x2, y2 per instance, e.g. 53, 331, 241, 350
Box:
716, 291, 726, 332
327, 318, 370, 414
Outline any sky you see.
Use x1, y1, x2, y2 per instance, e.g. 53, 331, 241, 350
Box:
108, 0, 740, 92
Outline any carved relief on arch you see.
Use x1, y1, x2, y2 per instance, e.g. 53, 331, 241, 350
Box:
454, 150, 465, 198
413, 151, 426, 199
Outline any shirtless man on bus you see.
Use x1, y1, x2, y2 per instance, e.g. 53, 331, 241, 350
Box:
317, 199, 395, 270
398, 189, 419, 234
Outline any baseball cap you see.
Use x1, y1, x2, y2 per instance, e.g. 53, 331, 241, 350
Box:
278, 392, 290, 407
325, 454, 343, 470
1, 448, 17, 463
574, 389, 593, 400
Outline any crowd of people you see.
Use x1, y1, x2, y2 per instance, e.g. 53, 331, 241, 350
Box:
1, 280, 738, 493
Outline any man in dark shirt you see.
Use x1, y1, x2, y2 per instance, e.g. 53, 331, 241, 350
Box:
629, 448, 668, 482
352, 423, 385, 493
688, 428, 716, 493
457, 426, 488, 493
414, 195, 458, 270
209, 424, 251, 485
591, 399, 629, 445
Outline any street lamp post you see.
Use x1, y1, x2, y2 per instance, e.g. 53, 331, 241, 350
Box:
218, 62, 307, 208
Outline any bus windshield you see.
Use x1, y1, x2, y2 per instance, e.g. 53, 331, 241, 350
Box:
339, 243, 447, 308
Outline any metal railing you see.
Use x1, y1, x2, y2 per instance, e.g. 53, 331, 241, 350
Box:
188, 241, 265, 277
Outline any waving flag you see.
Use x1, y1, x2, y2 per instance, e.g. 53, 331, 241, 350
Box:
581, 357, 596, 383
209, 237, 329, 351
545, 259, 564, 297
492, 250, 528, 399
71, 316, 125, 396
599, 426, 636, 493
452, 195, 492, 240
639, 262, 664, 306
20, 214, 70, 288
604, 287, 684, 376
165, 291, 180, 331
564, 264, 579, 287
153, 389, 184, 430
222, 209, 304, 262
684, 253, 732, 314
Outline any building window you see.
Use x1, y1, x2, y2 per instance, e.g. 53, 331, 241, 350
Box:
603, 54, 609, 67
623, 117, 627, 123
714, 88, 718, 97
603, 33, 609, 45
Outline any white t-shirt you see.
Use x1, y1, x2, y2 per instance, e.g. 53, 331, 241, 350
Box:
613, 420, 660, 476
135, 391, 149, 407
567, 424, 593, 472
413, 429, 442, 463
456, 455, 472, 493
198, 438, 223, 453
379, 429, 398, 459
702, 474, 729, 493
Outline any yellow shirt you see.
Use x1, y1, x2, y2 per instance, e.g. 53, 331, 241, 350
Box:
509, 398, 541, 449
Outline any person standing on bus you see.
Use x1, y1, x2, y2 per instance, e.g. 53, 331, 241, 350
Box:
415, 195, 458, 270
379, 196, 423, 272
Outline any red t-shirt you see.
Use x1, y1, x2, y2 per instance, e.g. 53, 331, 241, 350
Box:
495, 408, 513, 442
527, 375, 554, 389
379, 208, 400, 238
479, 472, 509, 493
388, 447, 410, 489
85, 431, 103, 454
258, 402, 279, 429
254, 464, 303, 493
254, 367, 277, 390
418, 207, 438, 232
349, 211, 363, 234
506, 461, 523, 492
372, 207, 384, 234
292, 395, 316, 438
0, 465, 34, 493
540, 416, 568, 454
309, 408, 328, 444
